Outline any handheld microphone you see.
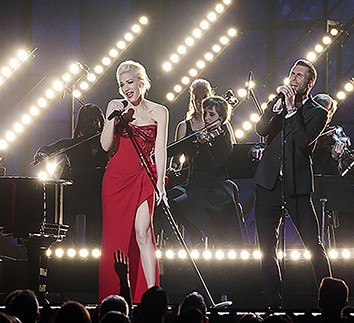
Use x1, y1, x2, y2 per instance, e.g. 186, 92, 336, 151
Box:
246, 71, 253, 100
107, 100, 129, 121
273, 92, 285, 101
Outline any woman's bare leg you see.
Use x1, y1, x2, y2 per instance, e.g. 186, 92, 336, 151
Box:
135, 200, 156, 287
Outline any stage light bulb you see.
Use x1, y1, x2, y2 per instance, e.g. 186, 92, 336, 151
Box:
203, 250, 212, 260
200, 20, 210, 30
166, 92, 175, 101
223, 0, 232, 5
80, 81, 89, 91
219, 36, 229, 45
124, 32, 134, 42
290, 250, 301, 260
185, 37, 194, 47
155, 250, 162, 259
227, 28, 237, 37
283, 77, 290, 85
13, 122, 24, 133
46, 249, 52, 257
55, 248, 64, 258
173, 84, 182, 93
191, 250, 200, 259
341, 249, 351, 259
322, 36, 332, 45
253, 250, 262, 259
5, 131, 16, 142
204, 52, 214, 61
38, 97, 47, 108
306, 51, 316, 62
227, 250, 237, 259
268, 94, 276, 101
62, 73, 72, 82
170, 53, 180, 63
336, 91, 346, 100
178, 250, 187, 259
250, 113, 260, 123
242, 121, 252, 131
165, 249, 175, 259
46, 162, 57, 175
315, 44, 324, 53
21, 114, 32, 124
79, 248, 89, 258
196, 60, 206, 69
235, 129, 244, 139
132, 24, 141, 33
215, 4, 225, 13
303, 250, 311, 259
177, 45, 187, 55
188, 68, 198, 77
116, 41, 126, 49
237, 88, 247, 98
1, 66, 11, 77
139, 16, 149, 25
9, 58, 20, 69
0, 140, 8, 150
207, 11, 217, 22
0, 76, 4, 85
92, 249, 101, 258
181, 76, 190, 85
17, 49, 28, 61
38, 171, 48, 181
73, 89, 82, 98
192, 28, 202, 38
328, 249, 338, 259
87, 73, 97, 82
330, 28, 339, 36
162, 62, 172, 72
109, 48, 119, 58
261, 103, 268, 110
277, 250, 284, 260
45, 89, 55, 99
29, 106, 39, 117
212, 44, 221, 53
344, 83, 354, 92
69, 63, 80, 74
102, 57, 111, 66
240, 250, 250, 260
215, 250, 225, 260
67, 248, 76, 258
52, 80, 64, 91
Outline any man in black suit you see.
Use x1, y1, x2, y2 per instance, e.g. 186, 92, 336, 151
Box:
254, 59, 332, 309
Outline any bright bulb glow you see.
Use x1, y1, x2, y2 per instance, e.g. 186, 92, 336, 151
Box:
165, 249, 175, 259
55, 248, 64, 258
223, 0, 232, 5
156, 250, 162, 259
46, 162, 57, 175
212, 44, 221, 53
9, 58, 20, 69
227, 250, 237, 259
92, 249, 101, 258
87, 73, 97, 82
261, 103, 268, 110
170, 53, 180, 63
204, 52, 214, 61
203, 250, 212, 260
277, 250, 284, 260
253, 250, 262, 259
79, 249, 89, 258
0, 140, 8, 150
132, 24, 141, 33
116, 41, 126, 49
173, 84, 182, 93
330, 28, 339, 36
69, 63, 80, 74
196, 60, 206, 69
191, 249, 200, 259
139, 16, 149, 25
21, 114, 32, 124
30, 106, 39, 116
37, 171, 48, 181
80, 82, 89, 91
207, 11, 217, 21
177, 45, 187, 54
237, 88, 247, 98
109, 48, 119, 58
1, 66, 11, 77
46, 249, 52, 257
240, 250, 250, 259
315, 44, 324, 53
227, 28, 237, 37
95, 65, 104, 74
306, 51, 317, 62
283, 77, 290, 85
215, 4, 225, 13
328, 249, 338, 259
303, 250, 311, 259
181, 76, 190, 85
17, 49, 28, 60
247, 80, 256, 89
13, 123, 24, 133
37, 98, 47, 108
124, 32, 134, 42
162, 62, 172, 72
102, 57, 111, 66
242, 121, 252, 131
250, 113, 260, 123
215, 250, 225, 260
268, 94, 276, 101
179, 154, 186, 164
322, 36, 332, 45
0, 76, 4, 85
62, 73, 71, 82
73, 89, 82, 98
67, 249, 76, 258
219, 36, 229, 45
52, 80, 64, 91
290, 250, 301, 260
188, 68, 198, 77
336, 91, 346, 100
185, 37, 195, 47
192, 28, 202, 38
178, 250, 187, 259
235, 129, 244, 139
166, 92, 175, 101
342, 249, 351, 259
45, 89, 55, 99
5, 131, 16, 142
344, 83, 354, 92
200, 20, 210, 30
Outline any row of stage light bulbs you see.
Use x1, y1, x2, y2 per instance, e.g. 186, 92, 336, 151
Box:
45, 246, 354, 261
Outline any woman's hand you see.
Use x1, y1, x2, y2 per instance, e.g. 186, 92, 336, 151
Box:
156, 181, 168, 207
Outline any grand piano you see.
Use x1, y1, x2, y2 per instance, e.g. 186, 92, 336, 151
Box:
0, 176, 70, 302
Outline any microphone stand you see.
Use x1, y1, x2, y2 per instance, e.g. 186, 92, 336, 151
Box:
117, 112, 217, 307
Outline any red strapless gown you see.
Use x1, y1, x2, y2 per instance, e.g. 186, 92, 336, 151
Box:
99, 122, 160, 303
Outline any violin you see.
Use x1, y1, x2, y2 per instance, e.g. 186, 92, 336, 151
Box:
195, 125, 225, 146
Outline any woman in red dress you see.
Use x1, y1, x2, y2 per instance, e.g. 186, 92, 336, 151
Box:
99, 60, 168, 303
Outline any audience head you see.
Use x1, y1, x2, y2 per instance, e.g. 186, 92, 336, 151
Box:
4, 289, 22, 313
99, 294, 129, 319
8, 289, 40, 323
53, 301, 91, 323
99, 310, 131, 323
318, 276, 349, 317
175, 307, 204, 323
239, 313, 263, 323
140, 286, 168, 322
187, 79, 213, 120
74, 103, 105, 138
178, 291, 207, 319
314, 93, 338, 123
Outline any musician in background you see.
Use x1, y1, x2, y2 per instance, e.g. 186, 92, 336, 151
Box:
170, 96, 244, 247
312, 93, 351, 176
33, 103, 107, 246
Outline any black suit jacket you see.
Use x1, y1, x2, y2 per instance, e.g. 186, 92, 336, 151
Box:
254, 96, 328, 195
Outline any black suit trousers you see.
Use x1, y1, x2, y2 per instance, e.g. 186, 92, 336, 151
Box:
255, 179, 332, 307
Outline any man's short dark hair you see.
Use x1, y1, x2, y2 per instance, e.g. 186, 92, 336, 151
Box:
293, 59, 317, 84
